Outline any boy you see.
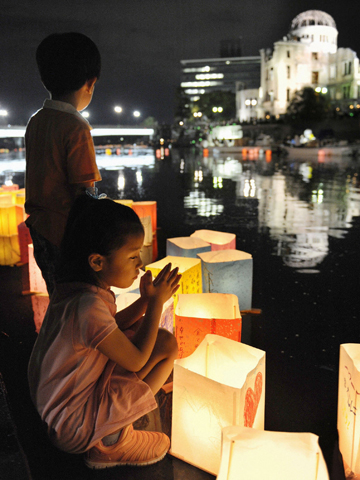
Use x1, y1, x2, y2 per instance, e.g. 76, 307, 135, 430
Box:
25, 32, 102, 296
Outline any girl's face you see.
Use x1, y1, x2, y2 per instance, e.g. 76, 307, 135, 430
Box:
98, 232, 144, 289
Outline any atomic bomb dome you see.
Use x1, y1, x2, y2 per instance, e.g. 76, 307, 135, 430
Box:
290, 10, 336, 30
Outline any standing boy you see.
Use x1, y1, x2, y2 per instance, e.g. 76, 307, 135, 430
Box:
25, 32, 102, 295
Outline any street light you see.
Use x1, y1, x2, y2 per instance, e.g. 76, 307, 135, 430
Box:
133, 110, 141, 118
0, 109, 8, 117
114, 106, 122, 113
81, 111, 90, 118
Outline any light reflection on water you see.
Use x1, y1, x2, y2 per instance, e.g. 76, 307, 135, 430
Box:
1, 148, 360, 271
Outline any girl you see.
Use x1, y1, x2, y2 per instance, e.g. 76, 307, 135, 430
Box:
28, 195, 181, 469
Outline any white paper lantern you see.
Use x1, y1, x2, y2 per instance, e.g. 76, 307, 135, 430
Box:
338, 344, 360, 477
217, 426, 329, 480
171, 334, 265, 475
197, 249, 253, 310
166, 236, 211, 258
191, 229, 236, 251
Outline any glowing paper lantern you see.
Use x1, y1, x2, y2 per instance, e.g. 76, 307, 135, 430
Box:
338, 344, 360, 477
28, 244, 47, 294
171, 334, 265, 475
166, 236, 211, 258
175, 293, 241, 358
0, 235, 20, 265
217, 426, 329, 480
114, 199, 133, 208
191, 229, 236, 251
132, 201, 158, 260
198, 249, 253, 310
146, 256, 202, 309
0, 204, 24, 235
31, 293, 50, 333
115, 292, 174, 334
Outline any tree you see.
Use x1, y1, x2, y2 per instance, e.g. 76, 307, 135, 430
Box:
286, 87, 331, 122
193, 90, 236, 121
174, 87, 191, 121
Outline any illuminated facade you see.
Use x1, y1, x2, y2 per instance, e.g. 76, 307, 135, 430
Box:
237, 10, 360, 121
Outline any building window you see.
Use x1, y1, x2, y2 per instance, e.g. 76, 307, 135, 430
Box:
343, 62, 352, 76
330, 65, 336, 79
286, 89, 290, 102
343, 85, 350, 99
287, 50, 290, 58
312, 71, 319, 84
270, 67, 274, 80
287, 66, 290, 79
312, 52, 318, 60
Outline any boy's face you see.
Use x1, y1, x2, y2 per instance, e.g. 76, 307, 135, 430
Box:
78, 77, 97, 112
95, 232, 144, 289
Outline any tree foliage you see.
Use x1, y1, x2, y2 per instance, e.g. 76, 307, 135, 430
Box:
286, 87, 331, 122
193, 90, 236, 121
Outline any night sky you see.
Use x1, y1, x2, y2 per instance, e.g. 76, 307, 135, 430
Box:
1, 0, 359, 125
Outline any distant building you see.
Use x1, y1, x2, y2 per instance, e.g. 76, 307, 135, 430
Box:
238, 10, 360, 121
180, 56, 260, 102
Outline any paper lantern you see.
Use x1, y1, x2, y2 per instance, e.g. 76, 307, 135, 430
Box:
217, 426, 329, 480
191, 229, 236, 251
114, 199, 134, 208
1, 184, 19, 191
0, 194, 13, 205
146, 256, 202, 310
175, 293, 241, 358
132, 201, 158, 260
198, 249, 253, 311
338, 343, 360, 477
0, 204, 24, 235
0, 235, 20, 265
17, 221, 32, 264
15, 189, 26, 205
171, 334, 265, 475
28, 244, 47, 294
115, 292, 174, 334
166, 236, 211, 258
31, 293, 50, 333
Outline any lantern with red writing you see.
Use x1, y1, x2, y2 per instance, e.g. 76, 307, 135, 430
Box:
175, 293, 241, 358
171, 334, 265, 475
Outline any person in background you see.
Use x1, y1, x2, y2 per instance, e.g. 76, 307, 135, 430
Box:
25, 32, 102, 295
28, 196, 181, 468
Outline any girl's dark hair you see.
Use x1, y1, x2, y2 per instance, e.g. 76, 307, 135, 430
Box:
57, 195, 144, 285
36, 32, 101, 95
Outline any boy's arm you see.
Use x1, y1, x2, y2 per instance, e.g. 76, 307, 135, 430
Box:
115, 297, 148, 330
69, 181, 95, 199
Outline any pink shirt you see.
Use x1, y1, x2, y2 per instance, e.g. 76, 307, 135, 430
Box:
28, 283, 157, 454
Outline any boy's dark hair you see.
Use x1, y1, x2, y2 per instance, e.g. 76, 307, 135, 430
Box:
57, 195, 144, 286
36, 32, 101, 95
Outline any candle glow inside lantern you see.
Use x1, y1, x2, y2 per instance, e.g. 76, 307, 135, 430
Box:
197, 249, 253, 311
166, 236, 211, 259
175, 293, 241, 358
146, 256, 202, 310
0, 204, 24, 236
0, 234, 20, 265
115, 292, 174, 334
171, 334, 265, 475
132, 201, 158, 261
338, 344, 360, 478
217, 426, 329, 480
190, 229, 236, 251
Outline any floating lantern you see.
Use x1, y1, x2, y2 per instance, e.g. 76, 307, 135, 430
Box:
1, 184, 19, 191
190, 229, 236, 251
175, 293, 241, 358
146, 256, 202, 310
32, 293, 49, 333
217, 426, 329, 480
166, 236, 211, 258
115, 292, 174, 334
265, 149, 272, 162
28, 244, 47, 294
171, 334, 265, 475
15, 189, 26, 205
197, 249, 253, 310
132, 201, 157, 260
338, 343, 360, 477
0, 204, 24, 236
0, 234, 20, 265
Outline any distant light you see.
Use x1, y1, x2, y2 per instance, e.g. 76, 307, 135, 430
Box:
81, 111, 90, 118
114, 106, 122, 113
0, 109, 8, 116
315, 87, 321, 93
91, 127, 154, 136
321, 87, 328, 94
336, 107, 340, 111
179, 121, 184, 126
245, 99, 251, 106
133, 110, 141, 117
212, 107, 218, 113
251, 100, 257, 106
349, 105, 354, 109
218, 106, 223, 112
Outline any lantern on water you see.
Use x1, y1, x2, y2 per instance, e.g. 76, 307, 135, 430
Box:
146, 256, 202, 310
28, 244, 47, 294
171, 334, 265, 475
338, 344, 360, 478
0, 204, 24, 236
0, 234, 20, 265
217, 426, 329, 480
166, 236, 211, 258
175, 293, 241, 359
115, 292, 174, 334
132, 201, 158, 261
191, 229, 236, 251
198, 249, 253, 310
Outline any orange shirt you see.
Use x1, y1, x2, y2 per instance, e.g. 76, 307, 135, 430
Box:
25, 100, 102, 247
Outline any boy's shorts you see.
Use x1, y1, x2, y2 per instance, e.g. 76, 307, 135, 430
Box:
29, 226, 61, 297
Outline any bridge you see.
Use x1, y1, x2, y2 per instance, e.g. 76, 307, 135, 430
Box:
0, 126, 155, 139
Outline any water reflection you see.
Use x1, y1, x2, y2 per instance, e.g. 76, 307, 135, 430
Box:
1, 148, 360, 271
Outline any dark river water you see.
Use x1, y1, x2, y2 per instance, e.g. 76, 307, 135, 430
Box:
1, 146, 360, 477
